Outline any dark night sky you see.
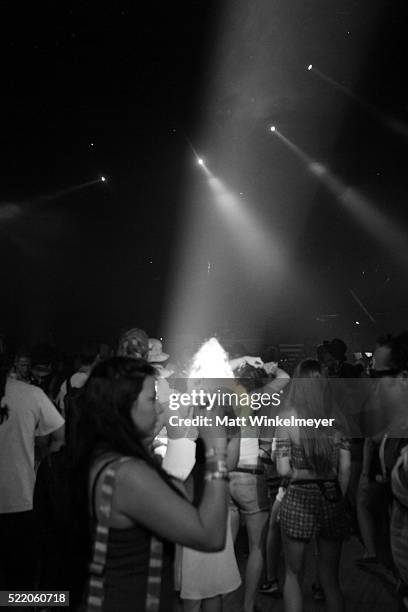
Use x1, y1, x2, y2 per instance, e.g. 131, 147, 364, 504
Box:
1, 1, 408, 351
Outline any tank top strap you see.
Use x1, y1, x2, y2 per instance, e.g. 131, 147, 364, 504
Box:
86, 456, 164, 612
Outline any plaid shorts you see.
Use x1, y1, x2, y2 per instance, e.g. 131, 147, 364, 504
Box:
279, 481, 349, 541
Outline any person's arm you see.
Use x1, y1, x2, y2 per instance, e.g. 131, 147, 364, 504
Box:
360, 437, 374, 479
338, 448, 351, 495
275, 367, 290, 380
262, 362, 290, 393
34, 386, 65, 454
56, 380, 67, 416
162, 438, 196, 481
266, 372, 290, 394
273, 425, 292, 477
48, 424, 65, 453
35, 424, 65, 455
402, 445, 408, 473
229, 355, 263, 370
115, 441, 229, 552
226, 434, 240, 471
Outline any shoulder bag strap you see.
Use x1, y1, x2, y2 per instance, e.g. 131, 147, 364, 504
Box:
86, 456, 131, 612
87, 457, 164, 612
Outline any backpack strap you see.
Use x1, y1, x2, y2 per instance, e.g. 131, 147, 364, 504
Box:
86, 457, 163, 612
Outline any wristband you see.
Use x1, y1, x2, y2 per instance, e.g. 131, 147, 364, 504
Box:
204, 471, 230, 482
205, 447, 227, 460
205, 459, 228, 473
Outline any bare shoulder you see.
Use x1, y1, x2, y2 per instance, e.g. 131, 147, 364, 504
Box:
90, 457, 167, 527
275, 406, 299, 441
115, 457, 160, 488
90, 455, 154, 492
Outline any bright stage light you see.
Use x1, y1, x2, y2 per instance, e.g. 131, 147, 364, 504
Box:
270, 126, 276, 132
100, 176, 106, 182
196, 156, 211, 177
355, 321, 360, 325
308, 64, 313, 71
188, 337, 234, 379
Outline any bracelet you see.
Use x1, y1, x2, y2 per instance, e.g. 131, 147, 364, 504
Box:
204, 470, 230, 482
205, 459, 228, 473
205, 447, 227, 460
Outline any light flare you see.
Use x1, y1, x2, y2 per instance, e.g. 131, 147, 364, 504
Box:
188, 337, 234, 379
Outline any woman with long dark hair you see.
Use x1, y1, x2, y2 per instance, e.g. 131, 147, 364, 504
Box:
67, 356, 230, 612
273, 359, 351, 612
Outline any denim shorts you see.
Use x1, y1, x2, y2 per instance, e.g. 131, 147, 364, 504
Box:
229, 471, 269, 515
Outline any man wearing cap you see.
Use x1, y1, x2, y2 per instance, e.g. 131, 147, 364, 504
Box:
147, 337, 173, 420
117, 327, 149, 360
116, 329, 168, 436
148, 338, 175, 383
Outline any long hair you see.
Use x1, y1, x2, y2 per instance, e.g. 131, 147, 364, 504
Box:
66, 357, 175, 601
285, 359, 335, 475
234, 363, 268, 393
68, 357, 157, 466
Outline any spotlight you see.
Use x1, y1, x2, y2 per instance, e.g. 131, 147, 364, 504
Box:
308, 64, 313, 71
100, 176, 107, 182
270, 126, 276, 132
197, 158, 204, 166
355, 321, 360, 325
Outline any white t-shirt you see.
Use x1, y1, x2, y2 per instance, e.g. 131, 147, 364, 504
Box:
0, 378, 65, 513
162, 438, 196, 481
238, 437, 260, 467
57, 371, 89, 416
156, 377, 171, 404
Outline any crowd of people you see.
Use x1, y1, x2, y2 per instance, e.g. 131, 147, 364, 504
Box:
0, 326, 407, 612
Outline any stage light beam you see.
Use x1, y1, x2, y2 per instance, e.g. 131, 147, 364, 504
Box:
269, 125, 408, 267
308, 64, 408, 139
100, 176, 107, 182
